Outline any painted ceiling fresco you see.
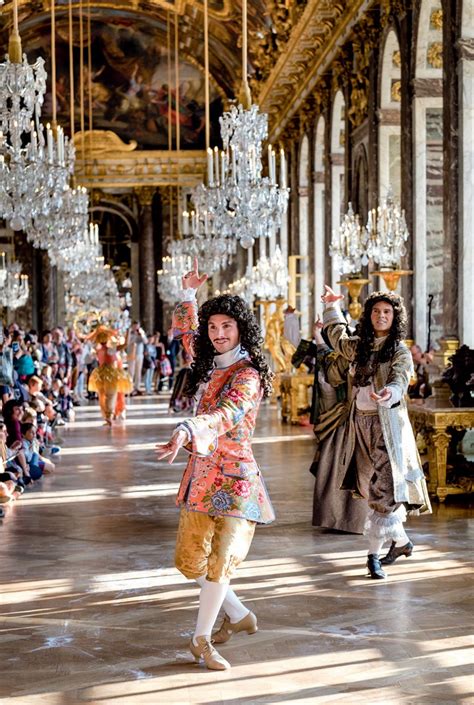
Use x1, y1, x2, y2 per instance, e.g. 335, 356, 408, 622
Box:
29, 16, 223, 149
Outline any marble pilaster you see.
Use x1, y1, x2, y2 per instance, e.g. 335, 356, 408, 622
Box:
40, 251, 56, 331
136, 187, 156, 335
458, 35, 474, 346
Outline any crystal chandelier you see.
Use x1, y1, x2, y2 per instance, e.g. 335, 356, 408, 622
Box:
26, 0, 84, 250
366, 187, 410, 269
64, 259, 119, 313
192, 110, 289, 251
0, 259, 29, 310
50, 219, 100, 274
0, 0, 48, 232
228, 274, 253, 306
330, 203, 369, 276
249, 246, 289, 300
157, 253, 192, 306
190, 0, 289, 251
172, 223, 236, 276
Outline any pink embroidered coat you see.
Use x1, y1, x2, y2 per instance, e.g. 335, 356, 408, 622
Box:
171, 298, 275, 525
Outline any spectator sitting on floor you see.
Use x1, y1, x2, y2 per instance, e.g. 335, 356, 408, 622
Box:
0, 418, 30, 489
21, 422, 55, 479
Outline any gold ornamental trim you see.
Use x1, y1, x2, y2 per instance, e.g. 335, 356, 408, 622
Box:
74, 148, 206, 190
256, 0, 366, 141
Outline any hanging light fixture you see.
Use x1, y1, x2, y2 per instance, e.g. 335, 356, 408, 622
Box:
47, 0, 93, 270
366, 186, 410, 269
25, 0, 85, 250
180, 0, 236, 272
249, 245, 289, 300
191, 0, 289, 250
0, 0, 48, 232
330, 202, 369, 276
0, 256, 29, 311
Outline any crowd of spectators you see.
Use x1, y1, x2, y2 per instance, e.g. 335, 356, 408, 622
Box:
0, 321, 180, 517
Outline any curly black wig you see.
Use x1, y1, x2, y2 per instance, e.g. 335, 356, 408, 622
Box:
185, 294, 274, 398
353, 291, 408, 387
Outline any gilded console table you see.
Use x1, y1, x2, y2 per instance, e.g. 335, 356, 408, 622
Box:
280, 373, 313, 424
408, 404, 474, 502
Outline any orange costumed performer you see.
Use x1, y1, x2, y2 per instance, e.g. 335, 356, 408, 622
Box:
86, 325, 133, 425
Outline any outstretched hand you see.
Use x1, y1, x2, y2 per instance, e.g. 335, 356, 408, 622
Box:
369, 388, 392, 404
155, 429, 188, 464
182, 257, 208, 290
321, 285, 344, 304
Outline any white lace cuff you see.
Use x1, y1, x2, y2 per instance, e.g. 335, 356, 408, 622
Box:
179, 288, 197, 303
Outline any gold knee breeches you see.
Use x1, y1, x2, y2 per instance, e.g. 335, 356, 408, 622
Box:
175, 508, 256, 583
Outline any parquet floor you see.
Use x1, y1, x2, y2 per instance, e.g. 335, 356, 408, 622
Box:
0, 397, 473, 705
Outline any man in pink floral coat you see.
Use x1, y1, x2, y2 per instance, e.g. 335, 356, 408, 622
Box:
156, 258, 275, 671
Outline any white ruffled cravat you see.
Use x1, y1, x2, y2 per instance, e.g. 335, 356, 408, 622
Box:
213, 343, 249, 369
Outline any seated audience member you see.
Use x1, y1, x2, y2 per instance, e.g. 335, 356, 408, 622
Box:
49, 379, 74, 421
21, 422, 55, 479
0, 420, 29, 489
3, 399, 25, 447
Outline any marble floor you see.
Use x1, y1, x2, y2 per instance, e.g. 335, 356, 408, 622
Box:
0, 397, 473, 705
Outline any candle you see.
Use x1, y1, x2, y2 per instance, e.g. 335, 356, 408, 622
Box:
231, 145, 237, 184
214, 146, 219, 186
46, 123, 53, 162
221, 150, 226, 185
58, 126, 64, 164
182, 210, 189, 235
207, 147, 213, 186
280, 148, 287, 188
268, 145, 273, 182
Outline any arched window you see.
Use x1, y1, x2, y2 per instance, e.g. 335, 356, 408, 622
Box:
314, 116, 326, 317
413, 0, 444, 349
330, 91, 345, 291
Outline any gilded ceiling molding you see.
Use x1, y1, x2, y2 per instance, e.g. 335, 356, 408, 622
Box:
380, 0, 409, 20
256, 0, 366, 142
347, 13, 379, 127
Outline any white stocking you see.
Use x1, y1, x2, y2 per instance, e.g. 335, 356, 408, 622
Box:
368, 537, 385, 556
395, 529, 410, 547
195, 576, 249, 625
193, 578, 228, 645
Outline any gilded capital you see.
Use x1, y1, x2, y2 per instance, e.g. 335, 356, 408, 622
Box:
136, 187, 157, 207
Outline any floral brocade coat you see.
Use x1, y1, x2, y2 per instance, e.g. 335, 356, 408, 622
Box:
171, 299, 275, 525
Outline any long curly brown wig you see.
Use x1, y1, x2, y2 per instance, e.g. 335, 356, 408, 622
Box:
185, 294, 274, 398
353, 291, 408, 387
